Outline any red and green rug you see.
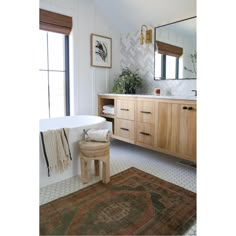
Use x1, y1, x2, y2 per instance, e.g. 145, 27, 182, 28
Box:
40, 167, 196, 235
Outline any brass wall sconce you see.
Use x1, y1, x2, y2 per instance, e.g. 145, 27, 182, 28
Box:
140, 25, 152, 45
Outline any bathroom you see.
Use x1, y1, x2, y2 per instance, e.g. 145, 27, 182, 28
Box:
37, 1, 197, 235
40, 0, 197, 234
3, 0, 234, 235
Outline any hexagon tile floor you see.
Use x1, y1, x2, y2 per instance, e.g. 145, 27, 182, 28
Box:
40, 139, 196, 236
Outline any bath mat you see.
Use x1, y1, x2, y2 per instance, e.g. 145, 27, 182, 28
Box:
40, 167, 196, 235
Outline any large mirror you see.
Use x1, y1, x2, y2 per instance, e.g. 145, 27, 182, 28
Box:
154, 16, 196, 80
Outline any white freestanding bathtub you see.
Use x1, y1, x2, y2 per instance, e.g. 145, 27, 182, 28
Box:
39, 115, 110, 188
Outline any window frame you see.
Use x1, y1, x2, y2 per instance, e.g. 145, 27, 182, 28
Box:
39, 31, 70, 118
157, 54, 180, 80
64, 36, 70, 116
160, 54, 180, 80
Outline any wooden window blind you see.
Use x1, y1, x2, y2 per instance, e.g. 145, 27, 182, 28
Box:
156, 41, 183, 58
40, 9, 72, 35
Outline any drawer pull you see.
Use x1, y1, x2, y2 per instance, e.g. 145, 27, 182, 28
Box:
140, 111, 151, 114
183, 106, 194, 110
140, 132, 151, 136
120, 127, 129, 131
120, 108, 129, 111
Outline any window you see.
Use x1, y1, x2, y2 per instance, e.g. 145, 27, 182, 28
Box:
39, 31, 70, 118
39, 9, 72, 119
156, 54, 180, 79
155, 41, 183, 80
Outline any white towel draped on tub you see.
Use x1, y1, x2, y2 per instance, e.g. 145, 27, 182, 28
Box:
40, 128, 72, 176
84, 128, 111, 142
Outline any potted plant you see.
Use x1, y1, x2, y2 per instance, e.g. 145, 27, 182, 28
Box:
112, 67, 142, 94
184, 50, 197, 77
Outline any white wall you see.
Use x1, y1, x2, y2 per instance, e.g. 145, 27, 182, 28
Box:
40, 0, 120, 116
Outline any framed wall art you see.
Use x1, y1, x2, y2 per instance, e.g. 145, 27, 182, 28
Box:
90, 34, 112, 68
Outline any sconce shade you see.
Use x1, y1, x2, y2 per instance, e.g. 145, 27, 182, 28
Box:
145, 29, 152, 44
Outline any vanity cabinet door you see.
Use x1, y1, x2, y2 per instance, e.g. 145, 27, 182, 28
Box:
156, 102, 196, 161
178, 104, 196, 161
156, 103, 179, 152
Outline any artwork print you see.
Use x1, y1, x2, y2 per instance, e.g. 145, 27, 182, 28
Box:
91, 34, 112, 68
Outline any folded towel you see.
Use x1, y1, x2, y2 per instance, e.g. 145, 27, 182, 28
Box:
103, 107, 114, 112
84, 128, 111, 142
103, 109, 114, 115
103, 104, 114, 110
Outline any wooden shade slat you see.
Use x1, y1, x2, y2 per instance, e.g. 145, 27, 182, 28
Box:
40, 9, 72, 35
156, 41, 183, 57
40, 22, 71, 35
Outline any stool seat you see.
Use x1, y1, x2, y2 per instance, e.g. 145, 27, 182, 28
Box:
79, 140, 110, 158
79, 140, 109, 150
79, 140, 110, 184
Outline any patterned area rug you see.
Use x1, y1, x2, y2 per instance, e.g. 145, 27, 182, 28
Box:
40, 167, 196, 235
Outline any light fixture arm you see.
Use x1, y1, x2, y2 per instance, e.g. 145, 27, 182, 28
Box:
140, 24, 152, 45
141, 24, 148, 34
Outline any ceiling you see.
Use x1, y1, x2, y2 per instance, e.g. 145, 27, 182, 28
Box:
94, 0, 196, 33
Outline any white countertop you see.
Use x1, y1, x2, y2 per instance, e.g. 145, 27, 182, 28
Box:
98, 93, 197, 101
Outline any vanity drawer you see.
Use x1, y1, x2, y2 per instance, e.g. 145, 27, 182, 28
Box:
116, 118, 134, 141
116, 100, 135, 120
136, 122, 154, 146
136, 100, 155, 124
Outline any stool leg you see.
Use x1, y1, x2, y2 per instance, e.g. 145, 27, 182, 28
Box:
80, 157, 88, 184
102, 156, 110, 184
94, 160, 100, 176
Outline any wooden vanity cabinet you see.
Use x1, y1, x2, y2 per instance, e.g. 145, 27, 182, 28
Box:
156, 101, 196, 161
98, 95, 196, 162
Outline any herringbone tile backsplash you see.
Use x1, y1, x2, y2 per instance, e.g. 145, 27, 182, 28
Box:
120, 28, 197, 96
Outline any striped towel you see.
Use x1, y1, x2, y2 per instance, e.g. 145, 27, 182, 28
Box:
40, 128, 72, 176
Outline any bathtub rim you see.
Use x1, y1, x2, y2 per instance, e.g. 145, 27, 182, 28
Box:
39, 115, 106, 132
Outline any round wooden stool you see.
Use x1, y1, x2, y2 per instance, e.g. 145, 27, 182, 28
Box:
79, 140, 110, 184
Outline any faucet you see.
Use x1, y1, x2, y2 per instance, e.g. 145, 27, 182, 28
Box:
192, 90, 197, 96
